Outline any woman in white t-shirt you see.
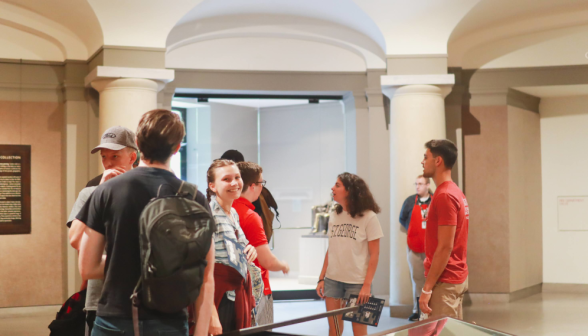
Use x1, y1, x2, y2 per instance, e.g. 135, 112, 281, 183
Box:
316, 173, 383, 336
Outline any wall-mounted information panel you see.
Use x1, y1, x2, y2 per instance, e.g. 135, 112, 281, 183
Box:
0, 145, 31, 234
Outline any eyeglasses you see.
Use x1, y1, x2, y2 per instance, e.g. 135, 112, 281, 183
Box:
253, 180, 267, 187
415, 183, 428, 187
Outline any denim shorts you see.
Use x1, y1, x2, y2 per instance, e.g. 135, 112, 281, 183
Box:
323, 278, 370, 299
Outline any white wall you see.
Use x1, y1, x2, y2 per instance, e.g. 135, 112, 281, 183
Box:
210, 102, 258, 162
185, 106, 212, 193
260, 102, 346, 276
541, 95, 588, 284
343, 94, 357, 174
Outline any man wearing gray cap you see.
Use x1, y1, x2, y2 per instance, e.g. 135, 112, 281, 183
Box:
66, 125, 138, 334
85, 125, 139, 187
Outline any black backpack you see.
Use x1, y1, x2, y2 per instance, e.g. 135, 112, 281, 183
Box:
48, 289, 86, 336
131, 181, 214, 333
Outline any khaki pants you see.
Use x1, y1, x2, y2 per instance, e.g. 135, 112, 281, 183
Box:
428, 277, 468, 320
255, 294, 274, 326
407, 247, 426, 313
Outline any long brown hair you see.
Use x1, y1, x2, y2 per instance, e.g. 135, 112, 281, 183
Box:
206, 159, 237, 202
335, 172, 381, 218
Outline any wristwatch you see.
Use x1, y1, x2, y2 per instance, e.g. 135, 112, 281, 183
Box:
317, 278, 324, 284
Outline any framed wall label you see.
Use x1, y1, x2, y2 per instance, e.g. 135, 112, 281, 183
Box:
0, 145, 31, 234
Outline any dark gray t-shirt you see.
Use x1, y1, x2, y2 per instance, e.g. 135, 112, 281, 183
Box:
76, 167, 210, 320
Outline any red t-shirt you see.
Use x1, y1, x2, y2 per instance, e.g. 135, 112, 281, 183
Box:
424, 181, 469, 284
232, 197, 271, 295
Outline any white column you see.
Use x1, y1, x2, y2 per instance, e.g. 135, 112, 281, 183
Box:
85, 66, 174, 171
91, 78, 162, 135
381, 75, 454, 311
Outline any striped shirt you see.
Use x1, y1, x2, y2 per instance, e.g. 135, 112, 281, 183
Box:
210, 198, 249, 266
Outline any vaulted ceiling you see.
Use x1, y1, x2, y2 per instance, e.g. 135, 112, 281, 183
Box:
1, 0, 587, 70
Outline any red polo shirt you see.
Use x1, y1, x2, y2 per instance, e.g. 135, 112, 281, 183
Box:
424, 181, 469, 284
233, 197, 271, 295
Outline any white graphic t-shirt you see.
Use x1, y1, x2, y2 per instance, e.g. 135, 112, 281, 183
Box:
325, 210, 384, 284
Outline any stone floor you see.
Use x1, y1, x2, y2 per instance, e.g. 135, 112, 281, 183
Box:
1, 292, 587, 335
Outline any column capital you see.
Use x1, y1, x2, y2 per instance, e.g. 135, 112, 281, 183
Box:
84, 66, 174, 90
381, 74, 455, 99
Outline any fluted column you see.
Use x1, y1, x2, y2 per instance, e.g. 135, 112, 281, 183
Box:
381, 75, 454, 314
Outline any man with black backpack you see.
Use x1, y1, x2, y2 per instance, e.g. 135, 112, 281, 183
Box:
77, 109, 215, 336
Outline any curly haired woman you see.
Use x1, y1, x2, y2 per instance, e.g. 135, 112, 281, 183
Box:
316, 172, 383, 336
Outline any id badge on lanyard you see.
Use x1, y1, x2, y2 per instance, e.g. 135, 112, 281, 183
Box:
421, 207, 428, 229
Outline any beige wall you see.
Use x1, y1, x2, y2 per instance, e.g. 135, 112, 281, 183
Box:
0, 61, 98, 307
465, 103, 543, 294
0, 100, 64, 307
507, 106, 542, 292
465, 105, 511, 293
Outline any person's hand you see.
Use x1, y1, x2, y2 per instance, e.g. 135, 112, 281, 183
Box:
316, 280, 325, 299
100, 167, 126, 184
419, 290, 433, 315
208, 314, 222, 335
281, 261, 290, 275
357, 284, 371, 305
244, 245, 257, 263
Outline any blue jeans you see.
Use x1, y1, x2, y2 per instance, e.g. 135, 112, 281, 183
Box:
92, 316, 188, 336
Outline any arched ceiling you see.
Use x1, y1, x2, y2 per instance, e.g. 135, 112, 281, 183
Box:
0, 0, 98, 61
87, 0, 204, 49
167, 0, 387, 71
449, 0, 588, 68
2, 0, 588, 71
353, 0, 480, 55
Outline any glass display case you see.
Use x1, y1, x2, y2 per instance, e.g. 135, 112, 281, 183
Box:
370, 317, 515, 336
223, 309, 515, 336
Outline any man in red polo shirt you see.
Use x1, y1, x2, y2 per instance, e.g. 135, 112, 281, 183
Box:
233, 161, 289, 326
419, 139, 469, 320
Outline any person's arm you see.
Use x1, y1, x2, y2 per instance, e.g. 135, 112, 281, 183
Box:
357, 239, 380, 305
68, 219, 86, 250
256, 244, 289, 273
399, 197, 411, 230
79, 225, 106, 280
419, 225, 456, 314
315, 250, 329, 299
194, 240, 215, 336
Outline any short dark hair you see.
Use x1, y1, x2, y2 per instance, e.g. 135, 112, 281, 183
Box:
237, 161, 263, 193
221, 150, 244, 163
425, 139, 458, 169
335, 172, 381, 218
136, 109, 185, 163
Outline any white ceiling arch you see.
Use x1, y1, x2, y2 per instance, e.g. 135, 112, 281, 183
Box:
166, 0, 387, 71
0, 1, 89, 61
352, 0, 481, 55
449, 0, 588, 68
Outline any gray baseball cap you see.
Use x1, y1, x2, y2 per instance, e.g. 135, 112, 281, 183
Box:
91, 126, 139, 154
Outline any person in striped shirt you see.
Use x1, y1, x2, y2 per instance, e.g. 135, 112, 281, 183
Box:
207, 159, 257, 334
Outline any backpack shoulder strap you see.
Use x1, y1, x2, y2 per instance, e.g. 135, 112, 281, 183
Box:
177, 181, 199, 201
